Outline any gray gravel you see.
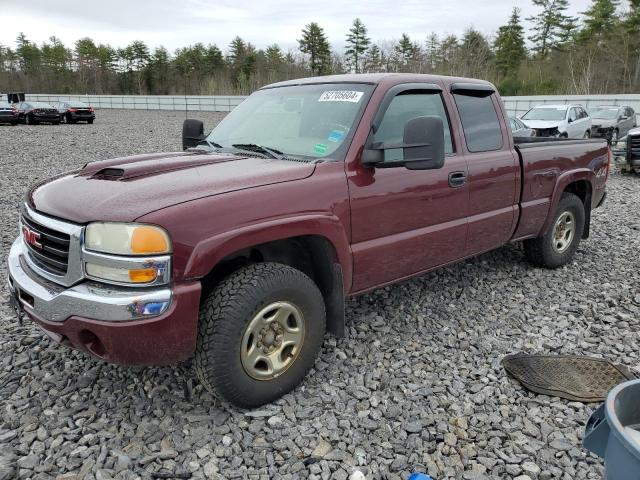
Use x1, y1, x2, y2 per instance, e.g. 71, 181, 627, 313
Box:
1, 109, 639, 480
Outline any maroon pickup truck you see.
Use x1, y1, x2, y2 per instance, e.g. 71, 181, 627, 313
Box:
8, 74, 610, 407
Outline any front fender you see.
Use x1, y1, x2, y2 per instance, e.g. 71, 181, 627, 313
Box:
183, 213, 353, 291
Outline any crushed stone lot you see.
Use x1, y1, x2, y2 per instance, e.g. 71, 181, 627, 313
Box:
1, 109, 639, 480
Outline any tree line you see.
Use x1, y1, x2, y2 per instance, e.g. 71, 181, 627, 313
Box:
0, 0, 638, 96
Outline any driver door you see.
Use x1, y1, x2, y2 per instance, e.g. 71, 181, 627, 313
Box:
347, 87, 469, 292
567, 107, 579, 138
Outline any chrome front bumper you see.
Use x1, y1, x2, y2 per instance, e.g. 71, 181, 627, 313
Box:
7, 238, 172, 322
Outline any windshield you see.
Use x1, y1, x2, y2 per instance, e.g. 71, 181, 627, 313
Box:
590, 108, 619, 120
522, 107, 567, 121
204, 83, 374, 160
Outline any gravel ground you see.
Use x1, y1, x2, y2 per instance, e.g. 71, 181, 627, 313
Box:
1, 110, 639, 480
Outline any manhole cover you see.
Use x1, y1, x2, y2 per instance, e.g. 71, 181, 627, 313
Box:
502, 354, 637, 403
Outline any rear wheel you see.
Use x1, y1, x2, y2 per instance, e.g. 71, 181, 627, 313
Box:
524, 192, 585, 268
583, 130, 591, 138
195, 262, 326, 408
88, 119, 94, 124
25, 115, 32, 125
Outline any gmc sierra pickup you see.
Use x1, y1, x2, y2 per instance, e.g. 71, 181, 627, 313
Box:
7, 74, 610, 407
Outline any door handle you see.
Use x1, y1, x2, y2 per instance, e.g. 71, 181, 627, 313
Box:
448, 171, 466, 188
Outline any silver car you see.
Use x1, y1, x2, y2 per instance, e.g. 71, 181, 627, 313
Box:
589, 105, 637, 143
509, 116, 535, 137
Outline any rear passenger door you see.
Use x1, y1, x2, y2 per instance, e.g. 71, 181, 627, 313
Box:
450, 85, 519, 256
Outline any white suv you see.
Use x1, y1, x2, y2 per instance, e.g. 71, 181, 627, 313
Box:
521, 104, 592, 139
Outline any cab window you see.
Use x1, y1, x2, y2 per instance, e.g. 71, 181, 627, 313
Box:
373, 91, 453, 163
453, 93, 503, 152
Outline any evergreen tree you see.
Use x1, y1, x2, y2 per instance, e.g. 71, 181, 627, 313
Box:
344, 18, 370, 73
527, 0, 577, 56
362, 44, 382, 72
16, 33, 41, 74
298, 23, 331, 75
579, 0, 620, 40
394, 33, 416, 70
494, 8, 527, 76
425, 33, 440, 69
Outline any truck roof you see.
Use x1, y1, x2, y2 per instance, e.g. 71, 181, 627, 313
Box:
262, 73, 495, 90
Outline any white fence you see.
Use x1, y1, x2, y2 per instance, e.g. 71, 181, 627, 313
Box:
23, 93, 640, 118
24, 94, 246, 112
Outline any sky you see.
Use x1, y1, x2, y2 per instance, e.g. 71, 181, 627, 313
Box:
0, 0, 621, 53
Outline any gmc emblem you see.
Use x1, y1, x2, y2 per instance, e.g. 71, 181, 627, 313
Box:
22, 225, 42, 249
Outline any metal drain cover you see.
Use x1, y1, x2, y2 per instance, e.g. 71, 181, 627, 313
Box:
502, 354, 637, 403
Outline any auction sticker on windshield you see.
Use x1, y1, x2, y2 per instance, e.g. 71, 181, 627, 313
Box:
318, 91, 364, 103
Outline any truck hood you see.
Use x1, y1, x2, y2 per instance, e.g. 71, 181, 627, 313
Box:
29, 151, 316, 223
520, 120, 562, 129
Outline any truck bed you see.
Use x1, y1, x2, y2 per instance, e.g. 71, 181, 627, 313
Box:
511, 137, 609, 240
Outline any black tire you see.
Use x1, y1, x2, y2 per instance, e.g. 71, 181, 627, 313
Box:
195, 262, 326, 408
584, 130, 591, 138
88, 119, 94, 124
11, 121, 18, 126
26, 114, 35, 125
560, 132, 568, 138
524, 192, 585, 269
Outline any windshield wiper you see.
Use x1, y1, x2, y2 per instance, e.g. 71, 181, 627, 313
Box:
232, 143, 284, 159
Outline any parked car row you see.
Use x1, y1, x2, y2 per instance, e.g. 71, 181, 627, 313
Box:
511, 103, 637, 141
0, 100, 95, 125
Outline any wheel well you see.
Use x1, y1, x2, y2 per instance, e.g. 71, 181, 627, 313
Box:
563, 180, 592, 239
200, 235, 346, 336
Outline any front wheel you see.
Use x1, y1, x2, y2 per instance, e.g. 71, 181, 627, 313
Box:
195, 263, 326, 408
610, 129, 618, 143
583, 130, 591, 138
524, 192, 585, 269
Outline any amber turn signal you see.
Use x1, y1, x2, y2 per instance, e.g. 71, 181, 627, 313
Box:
128, 268, 158, 283
131, 226, 170, 254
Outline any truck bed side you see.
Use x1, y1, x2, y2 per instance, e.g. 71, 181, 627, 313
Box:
512, 138, 609, 241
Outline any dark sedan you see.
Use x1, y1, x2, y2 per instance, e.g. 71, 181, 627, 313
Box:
589, 105, 637, 142
17, 102, 60, 125
0, 101, 19, 125
53, 101, 95, 124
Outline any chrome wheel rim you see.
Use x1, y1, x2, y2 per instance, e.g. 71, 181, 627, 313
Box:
241, 301, 305, 380
552, 211, 576, 254
611, 131, 618, 142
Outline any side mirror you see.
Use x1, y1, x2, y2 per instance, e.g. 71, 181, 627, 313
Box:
182, 119, 206, 150
567, 118, 573, 124
362, 116, 445, 170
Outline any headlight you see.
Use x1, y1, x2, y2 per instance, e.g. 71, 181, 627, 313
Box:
85, 223, 171, 256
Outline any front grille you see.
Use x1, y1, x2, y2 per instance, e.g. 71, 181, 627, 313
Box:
21, 214, 70, 276
630, 134, 640, 159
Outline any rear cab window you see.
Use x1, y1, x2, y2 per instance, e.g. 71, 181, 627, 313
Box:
452, 90, 503, 152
